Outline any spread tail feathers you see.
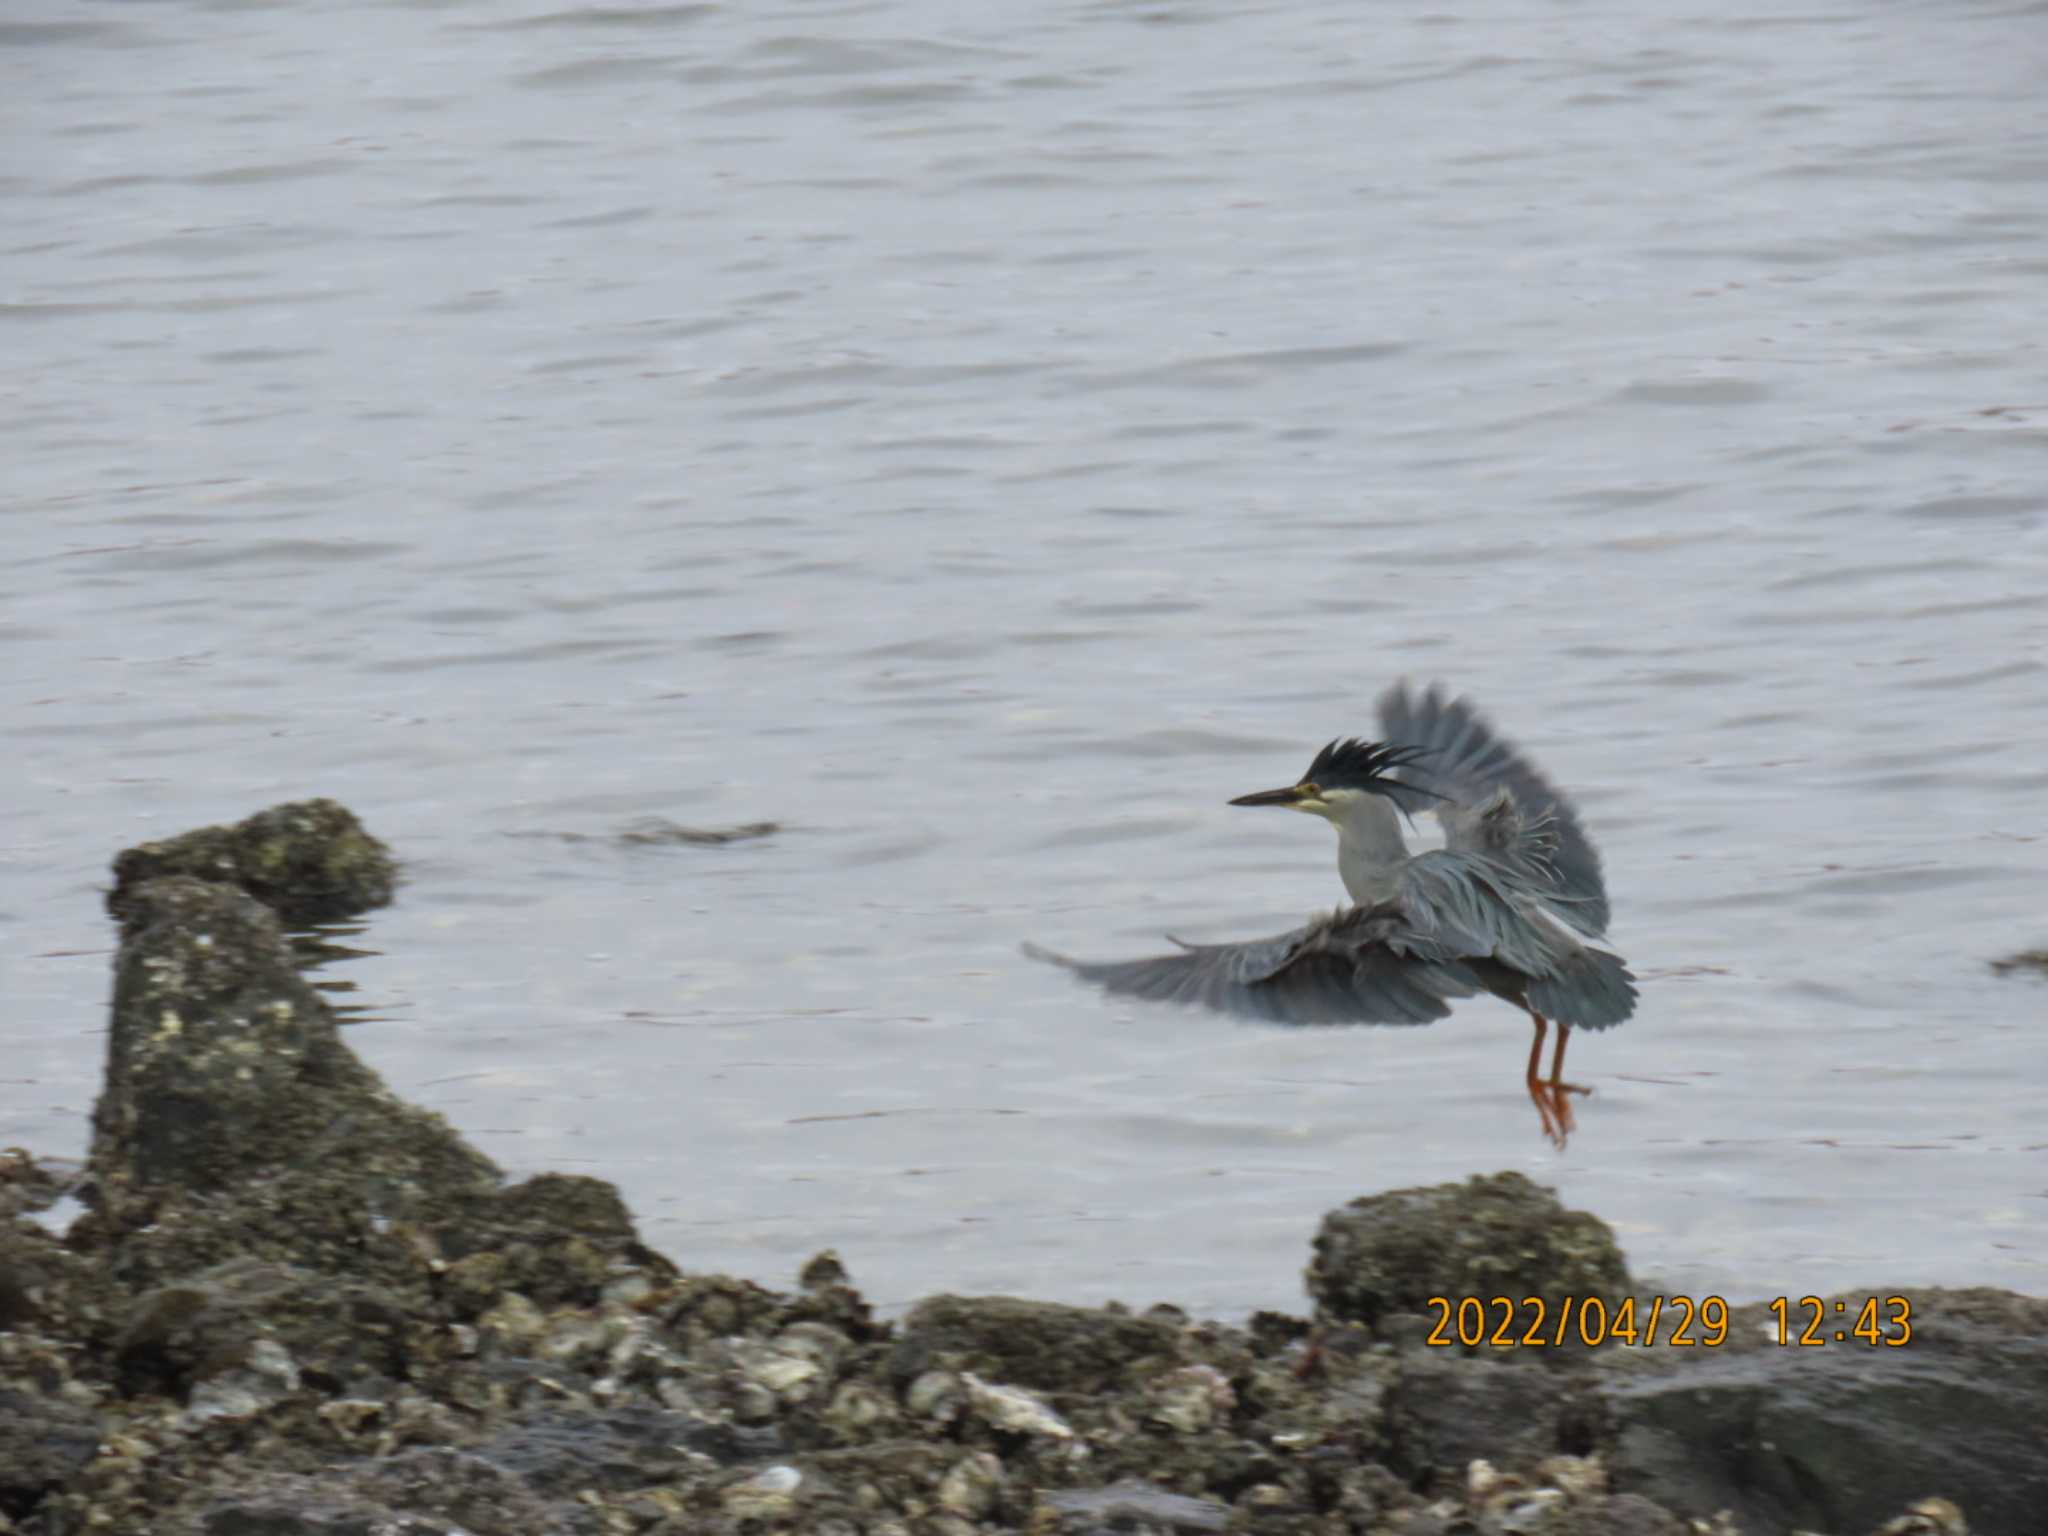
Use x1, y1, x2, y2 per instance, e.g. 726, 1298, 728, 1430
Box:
1525, 946, 1636, 1030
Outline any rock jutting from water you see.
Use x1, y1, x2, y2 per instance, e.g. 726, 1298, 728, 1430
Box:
0, 801, 2041, 1535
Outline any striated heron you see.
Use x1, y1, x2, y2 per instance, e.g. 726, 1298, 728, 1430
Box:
1025, 683, 1635, 1146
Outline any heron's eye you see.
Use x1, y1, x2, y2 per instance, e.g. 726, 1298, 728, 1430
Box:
1299, 782, 1320, 796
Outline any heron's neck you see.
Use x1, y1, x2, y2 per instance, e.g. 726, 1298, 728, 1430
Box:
1331, 795, 1410, 904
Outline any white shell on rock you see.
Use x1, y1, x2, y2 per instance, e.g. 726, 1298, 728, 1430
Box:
964, 1373, 1073, 1439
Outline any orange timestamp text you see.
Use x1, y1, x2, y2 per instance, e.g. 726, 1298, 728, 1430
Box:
1424, 1293, 1915, 1349
1768, 1294, 1912, 1347
1426, 1294, 1729, 1348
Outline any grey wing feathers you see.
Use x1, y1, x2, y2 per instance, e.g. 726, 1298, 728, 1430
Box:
1524, 946, 1636, 1030
1022, 909, 1480, 1028
1459, 788, 1561, 879
1027, 861, 1637, 1033
1396, 850, 1637, 1029
1376, 682, 1611, 936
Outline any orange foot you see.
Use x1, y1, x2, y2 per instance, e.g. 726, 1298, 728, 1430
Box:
1527, 1078, 1589, 1148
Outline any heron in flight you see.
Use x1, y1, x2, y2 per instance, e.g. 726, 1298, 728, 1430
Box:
1025, 684, 1635, 1146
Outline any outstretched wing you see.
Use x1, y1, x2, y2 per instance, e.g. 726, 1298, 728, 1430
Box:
1023, 906, 1482, 1028
1376, 682, 1611, 937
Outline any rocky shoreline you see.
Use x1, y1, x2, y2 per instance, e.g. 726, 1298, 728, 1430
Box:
1, 802, 2041, 1535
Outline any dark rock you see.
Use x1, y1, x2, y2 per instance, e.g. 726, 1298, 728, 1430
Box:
0, 1224, 52, 1332
1039, 1478, 1231, 1532
438, 1173, 665, 1314
1308, 1170, 1630, 1333
736, 1441, 987, 1527
83, 870, 503, 1302
108, 798, 398, 927
1570, 1493, 1691, 1536
0, 1148, 70, 1224
0, 1155, 86, 1335
90, 875, 497, 1210
613, 816, 780, 846
797, 1249, 849, 1290
469, 1404, 780, 1493
1599, 1287, 2048, 1536
196, 1454, 562, 1536
116, 1259, 411, 1402
890, 1295, 1187, 1397
0, 1388, 101, 1520
72, 863, 669, 1381
1383, 1349, 1603, 1487
1988, 946, 2048, 976
353, 1446, 572, 1533
1246, 1310, 1312, 1355
658, 1271, 801, 1349
1386, 1508, 1459, 1536
201, 1490, 434, 1536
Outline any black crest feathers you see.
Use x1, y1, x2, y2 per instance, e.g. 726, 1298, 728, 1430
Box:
1302, 738, 1445, 799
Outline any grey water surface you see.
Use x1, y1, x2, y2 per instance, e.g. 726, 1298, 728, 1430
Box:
6, 0, 2046, 1316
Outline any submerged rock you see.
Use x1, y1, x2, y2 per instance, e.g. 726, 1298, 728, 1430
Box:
1987, 946, 2048, 977
613, 816, 781, 847
507, 816, 783, 849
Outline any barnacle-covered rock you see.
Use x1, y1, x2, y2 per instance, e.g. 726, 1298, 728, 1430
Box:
891, 1293, 1186, 1397
1146, 1362, 1237, 1433
83, 871, 503, 1286
721, 1461, 806, 1519
936, 1449, 1005, 1519
107, 797, 397, 926
1873, 1497, 1970, 1536
1308, 1171, 1630, 1333
115, 1259, 413, 1401
1038, 1480, 1231, 1533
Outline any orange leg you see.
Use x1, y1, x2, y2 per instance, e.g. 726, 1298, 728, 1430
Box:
1547, 1022, 1592, 1099
1524, 1012, 1568, 1148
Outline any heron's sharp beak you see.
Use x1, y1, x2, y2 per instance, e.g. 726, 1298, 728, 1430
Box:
1228, 784, 1311, 808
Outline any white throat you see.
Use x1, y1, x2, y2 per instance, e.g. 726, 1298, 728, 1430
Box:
1329, 793, 1411, 904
